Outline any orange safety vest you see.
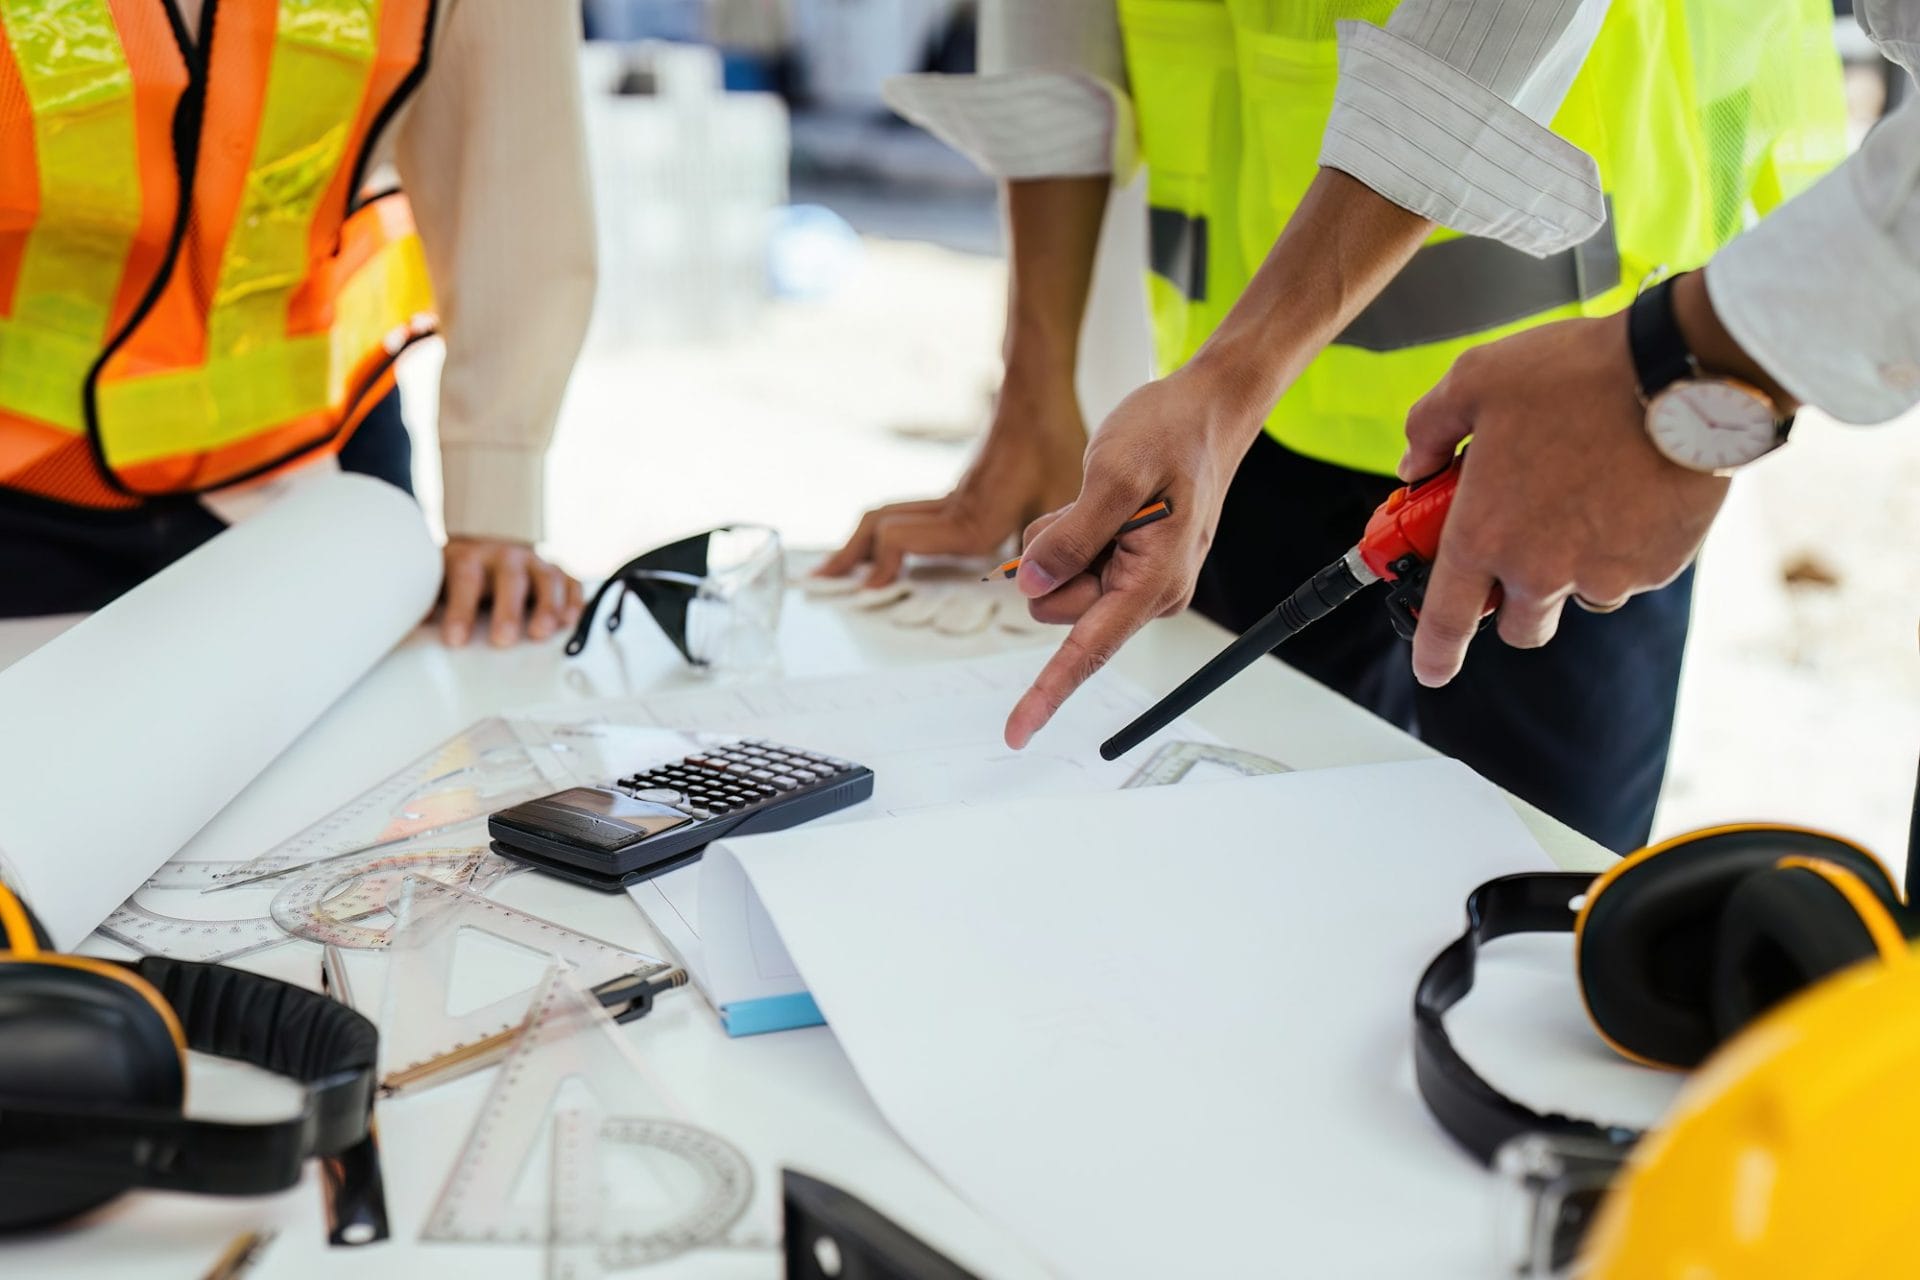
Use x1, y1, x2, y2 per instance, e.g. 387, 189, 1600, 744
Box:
0, 0, 438, 508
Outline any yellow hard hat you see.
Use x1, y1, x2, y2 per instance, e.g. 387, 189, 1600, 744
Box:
1579, 942, 1920, 1277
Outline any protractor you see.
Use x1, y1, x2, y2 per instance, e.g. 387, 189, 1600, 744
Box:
269, 847, 512, 949
98, 861, 295, 963
592, 1116, 757, 1267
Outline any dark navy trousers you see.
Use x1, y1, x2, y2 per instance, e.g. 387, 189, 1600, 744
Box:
1191, 434, 1695, 854
0, 391, 414, 618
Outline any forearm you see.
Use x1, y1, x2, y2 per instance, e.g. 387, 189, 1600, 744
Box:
1185, 168, 1434, 436
1000, 176, 1111, 393
399, 0, 596, 543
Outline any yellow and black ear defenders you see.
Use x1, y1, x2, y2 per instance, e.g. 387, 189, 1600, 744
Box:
0, 881, 378, 1231
1415, 824, 1910, 1164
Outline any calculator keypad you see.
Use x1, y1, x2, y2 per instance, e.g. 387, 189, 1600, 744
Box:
616, 740, 855, 824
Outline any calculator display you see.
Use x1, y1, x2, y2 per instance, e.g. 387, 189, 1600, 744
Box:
544, 787, 692, 837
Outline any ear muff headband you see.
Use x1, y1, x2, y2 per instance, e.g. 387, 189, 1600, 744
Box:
1413, 871, 1640, 1166
1571, 824, 1894, 1071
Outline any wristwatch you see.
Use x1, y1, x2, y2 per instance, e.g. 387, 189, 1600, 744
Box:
1627, 272, 1792, 475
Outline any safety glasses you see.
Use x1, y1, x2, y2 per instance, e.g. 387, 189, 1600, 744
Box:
565, 525, 784, 670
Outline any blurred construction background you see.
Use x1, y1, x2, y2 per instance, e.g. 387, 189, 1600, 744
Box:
398, 0, 1920, 861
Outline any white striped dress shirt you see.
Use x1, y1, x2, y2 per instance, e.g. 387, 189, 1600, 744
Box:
892, 0, 1920, 427
884, 0, 1614, 256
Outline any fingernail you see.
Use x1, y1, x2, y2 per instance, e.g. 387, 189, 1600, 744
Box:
1015, 562, 1057, 597
447, 624, 469, 646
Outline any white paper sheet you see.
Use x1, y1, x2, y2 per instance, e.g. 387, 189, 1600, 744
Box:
611, 653, 1220, 1010
0, 473, 440, 946
722, 760, 1581, 1279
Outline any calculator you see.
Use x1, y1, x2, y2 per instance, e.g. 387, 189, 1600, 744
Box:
488, 739, 875, 891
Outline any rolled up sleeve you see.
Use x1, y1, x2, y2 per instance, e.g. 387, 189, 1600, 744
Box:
882, 0, 1133, 181
1319, 0, 1611, 257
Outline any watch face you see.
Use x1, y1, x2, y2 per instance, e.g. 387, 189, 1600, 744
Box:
1645, 380, 1782, 473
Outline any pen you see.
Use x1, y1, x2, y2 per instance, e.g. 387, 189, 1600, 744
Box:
200, 1229, 276, 1280
984, 499, 1174, 581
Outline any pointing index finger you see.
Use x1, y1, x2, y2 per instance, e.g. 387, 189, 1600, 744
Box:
1004, 590, 1155, 749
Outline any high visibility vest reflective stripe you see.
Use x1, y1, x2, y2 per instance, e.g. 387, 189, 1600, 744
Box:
1119, 0, 1849, 478
0, 0, 438, 507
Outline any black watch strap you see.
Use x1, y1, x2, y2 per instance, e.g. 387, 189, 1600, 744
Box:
1627, 273, 1694, 400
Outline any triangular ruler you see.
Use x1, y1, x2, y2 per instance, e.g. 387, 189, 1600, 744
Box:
209, 717, 574, 891
1120, 740, 1290, 789
210, 716, 699, 892
378, 878, 668, 1095
421, 965, 754, 1260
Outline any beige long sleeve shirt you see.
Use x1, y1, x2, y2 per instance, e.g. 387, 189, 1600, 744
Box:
178, 0, 597, 543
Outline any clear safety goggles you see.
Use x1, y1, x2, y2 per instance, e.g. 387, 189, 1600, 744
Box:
565, 525, 784, 671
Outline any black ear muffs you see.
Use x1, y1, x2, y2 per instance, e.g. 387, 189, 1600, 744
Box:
1415, 826, 1909, 1175
1711, 858, 1908, 1041
0, 961, 188, 1229
0, 883, 378, 1232
1575, 827, 1900, 1070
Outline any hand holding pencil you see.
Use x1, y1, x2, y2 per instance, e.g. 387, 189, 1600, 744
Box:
983, 501, 1173, 580
999, 372, 1251, 750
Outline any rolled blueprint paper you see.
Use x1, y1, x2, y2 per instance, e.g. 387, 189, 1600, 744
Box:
0, 473, 441, 947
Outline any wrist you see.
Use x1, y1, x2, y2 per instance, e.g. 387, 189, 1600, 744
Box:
1180, 340, 1281, 449
1671, 270, 1798, 413
992, 364, 1084, 438
1002, 311, 1084, 386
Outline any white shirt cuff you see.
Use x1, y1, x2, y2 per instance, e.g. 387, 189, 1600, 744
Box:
883, 70, 1135, 182
439, 441, 546, 543
1318, 21, 1605, 258
1706, 159, 1920, 426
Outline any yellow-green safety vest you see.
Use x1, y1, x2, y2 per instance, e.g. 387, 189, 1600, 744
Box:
1119, 0, 1848, 477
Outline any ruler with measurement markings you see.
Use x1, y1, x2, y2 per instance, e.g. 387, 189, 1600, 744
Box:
1120, 740, 1290, 789
421, 965, 754, 1260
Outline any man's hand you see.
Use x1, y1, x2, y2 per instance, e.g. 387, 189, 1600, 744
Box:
997, 169, 1437, 749
817, 375, 1087, 586
440, 537, 584, 647
1398, 308, 1731, 688
1003, 366, 1253, 749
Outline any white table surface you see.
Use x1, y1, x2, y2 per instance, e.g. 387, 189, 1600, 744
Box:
0, 584, 1613, 1279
